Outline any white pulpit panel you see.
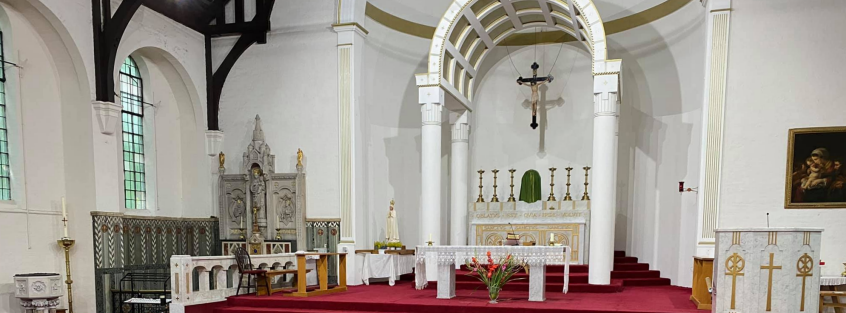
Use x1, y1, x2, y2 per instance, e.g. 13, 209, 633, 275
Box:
714, 228, 822, 313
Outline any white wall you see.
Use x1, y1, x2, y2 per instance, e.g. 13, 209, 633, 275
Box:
609, 1, 706, 287
217, 0, 340, 219
719, 0, 846, 277
471, 43, 594, 201
0, 1, 209, 312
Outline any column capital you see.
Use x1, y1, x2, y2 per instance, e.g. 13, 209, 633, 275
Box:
451, 111, 470, 143
421, 102, 443, 126
706, 0, 731, 12
92, 100, 121, 135
593, 73, 620, 117
204, 130, 224, 156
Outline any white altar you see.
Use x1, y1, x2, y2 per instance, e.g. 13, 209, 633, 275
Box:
360, 253, 415, 286
713, 228, 822, 313
469, 200, 589, 264
415, 245, 570, 302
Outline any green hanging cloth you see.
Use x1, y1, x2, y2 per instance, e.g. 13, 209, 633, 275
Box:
519, 170, 542, 203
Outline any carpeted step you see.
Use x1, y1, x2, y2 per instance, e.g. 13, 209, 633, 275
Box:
426, 280, 624, 293
613, 262, 650, 271
613, 256, 639, 264
215, 308, 390, 313
621, 277, 672, 286
614, 250, 626, 258
610, 270, 661, 279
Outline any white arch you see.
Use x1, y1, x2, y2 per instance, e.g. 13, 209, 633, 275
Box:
423, 0, 610, 106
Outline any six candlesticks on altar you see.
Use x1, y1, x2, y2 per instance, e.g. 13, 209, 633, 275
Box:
475, 166, 592, 203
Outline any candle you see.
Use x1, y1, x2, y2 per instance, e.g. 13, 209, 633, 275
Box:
240, 216, 244, 228
429, 233, 432, 242
62, 197, 69, 238
550, 233, 554, 242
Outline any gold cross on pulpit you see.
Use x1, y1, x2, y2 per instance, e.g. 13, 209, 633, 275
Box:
761, 252, 782, 311
796, 253, 814, 311
725, 253, 745, 310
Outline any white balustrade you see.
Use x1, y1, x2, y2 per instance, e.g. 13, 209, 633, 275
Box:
169, 253, 303, 313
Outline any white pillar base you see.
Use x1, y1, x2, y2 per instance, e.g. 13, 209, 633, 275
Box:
337, 242, 361, 286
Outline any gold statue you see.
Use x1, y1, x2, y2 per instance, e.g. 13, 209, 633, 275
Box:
297, 148, 304, 167
218, 151, 225, 168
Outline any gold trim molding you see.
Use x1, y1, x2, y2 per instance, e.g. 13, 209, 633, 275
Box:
332, 22, 370, 35
365, 0, 691, 42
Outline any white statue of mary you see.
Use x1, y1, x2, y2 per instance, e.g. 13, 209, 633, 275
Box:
386, 199, 400, 243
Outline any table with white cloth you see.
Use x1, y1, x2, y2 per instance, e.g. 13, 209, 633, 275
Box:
414, 245, 570, 302
360, 253, 415, 286
821, 276, 846, 313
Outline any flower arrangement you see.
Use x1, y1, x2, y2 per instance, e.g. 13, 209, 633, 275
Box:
373, 241, 387, 250
465, 251, 526, 303
387, 241, 403, 250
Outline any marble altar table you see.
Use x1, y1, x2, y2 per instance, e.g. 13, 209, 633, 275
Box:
469, 200, 589, 264
415, 245, 570, 302
713, 228, 822, 313
360, 253, 415, 286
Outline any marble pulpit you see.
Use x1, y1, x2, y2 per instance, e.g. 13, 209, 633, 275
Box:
713, 228, 822, 313
469, 200, 589, 264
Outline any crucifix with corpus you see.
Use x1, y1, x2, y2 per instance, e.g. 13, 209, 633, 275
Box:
517, 62, 554, 129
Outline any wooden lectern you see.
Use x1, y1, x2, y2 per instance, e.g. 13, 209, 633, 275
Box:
286, 252, 348, 297
690, 256, 713, 310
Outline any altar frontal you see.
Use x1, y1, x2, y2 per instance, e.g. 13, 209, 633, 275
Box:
469, 200, 590, 264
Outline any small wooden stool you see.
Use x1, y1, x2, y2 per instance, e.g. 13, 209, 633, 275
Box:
820, 290, 846, 313
256, 269, 312, 296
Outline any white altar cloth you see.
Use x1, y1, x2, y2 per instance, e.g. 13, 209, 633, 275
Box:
361, 253, 415, 286
415, 245, 570, 302
822, 276, 846, 286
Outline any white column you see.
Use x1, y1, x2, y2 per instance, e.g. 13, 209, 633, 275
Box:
92, 100, 122, 213
695, 0, 731, 258
334, 0, 367, 286
588, 61, 622, 285
420, 98, 443, 245
450, 112, 470, 245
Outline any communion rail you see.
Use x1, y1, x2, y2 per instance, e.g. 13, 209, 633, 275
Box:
169, 253, 298, 312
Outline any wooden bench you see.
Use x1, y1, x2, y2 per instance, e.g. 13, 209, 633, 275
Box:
820, 290, 846, 313
256, 268, 312, 296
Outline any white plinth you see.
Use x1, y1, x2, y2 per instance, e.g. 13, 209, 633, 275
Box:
714, 228, 822, 313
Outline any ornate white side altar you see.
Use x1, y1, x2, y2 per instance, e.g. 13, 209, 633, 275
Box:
415, 246, 570, 302
713, 228, 822, 313
469, 201, 589, 264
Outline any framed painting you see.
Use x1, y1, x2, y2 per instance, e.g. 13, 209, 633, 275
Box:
785, 127, 846, 208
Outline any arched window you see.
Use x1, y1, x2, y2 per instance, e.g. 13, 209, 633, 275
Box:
0, 30, 10, 200
120, 57, 146, 209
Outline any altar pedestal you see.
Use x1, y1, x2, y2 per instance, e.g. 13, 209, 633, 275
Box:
713, 228, 822, 313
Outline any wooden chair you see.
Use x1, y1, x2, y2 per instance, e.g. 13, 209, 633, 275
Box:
233, 246, 265, 296
821, 290, 846, 313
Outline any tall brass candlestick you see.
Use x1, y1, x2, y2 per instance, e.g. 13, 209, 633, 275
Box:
548, 167, 557, 201
491, 169, 500, 202
581, 166, 591, 200
563, 167, 574, 201
507, 169, 516, 202
476, 170, 485, 202
58, 238, 75, 313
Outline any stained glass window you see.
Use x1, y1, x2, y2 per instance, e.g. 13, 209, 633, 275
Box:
120, 57, 146, 209
0, 30, 11, 200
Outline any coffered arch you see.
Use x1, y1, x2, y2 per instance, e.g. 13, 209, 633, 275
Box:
423, 0, 609, 107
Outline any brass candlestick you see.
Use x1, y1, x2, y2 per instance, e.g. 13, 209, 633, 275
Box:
507, 169, 517, 202
476, 170, 486, 202
275, 228, 282, 240
563, 167, 574, 201
548, 167, 557, 201
58, 238, 75, 313
842, 263, 846, 277
581, 166, 591, 200
426, 241, 434, 246
491, 169, 500, 202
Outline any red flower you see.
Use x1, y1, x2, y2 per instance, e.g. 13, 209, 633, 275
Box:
486, 251, 491, 257
487, 271, 492, 278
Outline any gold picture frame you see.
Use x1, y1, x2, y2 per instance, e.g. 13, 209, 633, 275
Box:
784, 126, 846, 209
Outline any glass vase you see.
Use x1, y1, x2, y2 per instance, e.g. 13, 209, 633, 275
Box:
488, 285, 501, 304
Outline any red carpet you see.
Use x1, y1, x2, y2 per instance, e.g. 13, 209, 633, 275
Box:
214, 281, 700, 313
207, 251, 694, 313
